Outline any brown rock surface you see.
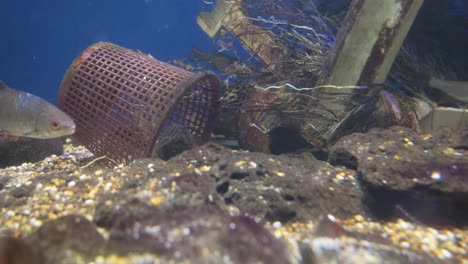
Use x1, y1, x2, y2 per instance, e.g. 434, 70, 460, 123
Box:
0, 133, 465, 263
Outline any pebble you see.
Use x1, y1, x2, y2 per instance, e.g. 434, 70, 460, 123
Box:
272, 221, 282, 229
440, 249, 453, 259
400, 241, 411, 248
249, 161, 258, 168
430, 171, 442, 180
327, 214, 336, 222
5, 211, 15, 218
29, 218, 42, 227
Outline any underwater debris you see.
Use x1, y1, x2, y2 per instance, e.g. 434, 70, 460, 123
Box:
152, 123, 197, 160
428, 78, 468, 104
194, 0, 468, 154
308, 0, 424, 143
58, 42, 220, 166
197, 0, 339, 152
197, 0, 288, 66
195, 0, 426, 152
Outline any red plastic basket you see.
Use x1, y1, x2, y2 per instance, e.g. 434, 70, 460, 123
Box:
58, 42, 220, 166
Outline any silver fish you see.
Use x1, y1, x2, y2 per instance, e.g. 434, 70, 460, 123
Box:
0, 81, 75, 139
191, 47, 238, 72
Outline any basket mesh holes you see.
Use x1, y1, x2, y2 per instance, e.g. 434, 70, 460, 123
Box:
59, 43, 219, 166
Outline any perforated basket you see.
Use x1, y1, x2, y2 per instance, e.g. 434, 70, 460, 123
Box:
58, 42, 220, 166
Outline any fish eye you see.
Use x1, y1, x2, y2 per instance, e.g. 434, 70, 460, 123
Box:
50, 121, 60, 130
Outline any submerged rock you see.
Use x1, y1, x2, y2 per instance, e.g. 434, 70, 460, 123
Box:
300, 216, 444, 264
0, 137, 63, 168
108, 206, 290, 263
173, 143, 365, 223
27, 214, 105, 263
0, 134, 465, 262
0, 236, 42, 264
331, 126, 468, 227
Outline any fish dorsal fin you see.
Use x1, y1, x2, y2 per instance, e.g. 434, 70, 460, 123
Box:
0, 81, 6, 90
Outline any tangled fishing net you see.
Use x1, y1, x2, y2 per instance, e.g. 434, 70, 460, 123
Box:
185, 0, 463, 148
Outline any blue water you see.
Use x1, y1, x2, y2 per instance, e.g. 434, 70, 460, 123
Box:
0, 0, 216, 104
1, 0, 467, 105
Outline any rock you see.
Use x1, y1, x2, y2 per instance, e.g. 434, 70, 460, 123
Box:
328, 148, 358, 170
93, 158, 221, 229
0, 236, 43, 264
94, 197, 162, 229
9, 185, 34, 199
0, 137, 63, 168
108, 206, 290, 263
331, 126, 468, 227
454, 129, 468, 150
0, 132, 466, 262
301, 237, 443, 264
27, 214, 106, 263
173, 143, 365, 223
299, 216, 444, 264
0, 176, 11, 191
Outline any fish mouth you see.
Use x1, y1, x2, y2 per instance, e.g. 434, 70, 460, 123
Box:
63, 125, 76, 135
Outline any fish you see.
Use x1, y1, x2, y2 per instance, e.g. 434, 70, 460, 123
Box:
0, 81, 75, 139
191, 47, 238, 72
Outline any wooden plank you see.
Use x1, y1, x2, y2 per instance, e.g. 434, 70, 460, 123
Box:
196, 1, 284, 65
308, 0, 424, 142
419, 107, 468, 133
320, 0, 424, 85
